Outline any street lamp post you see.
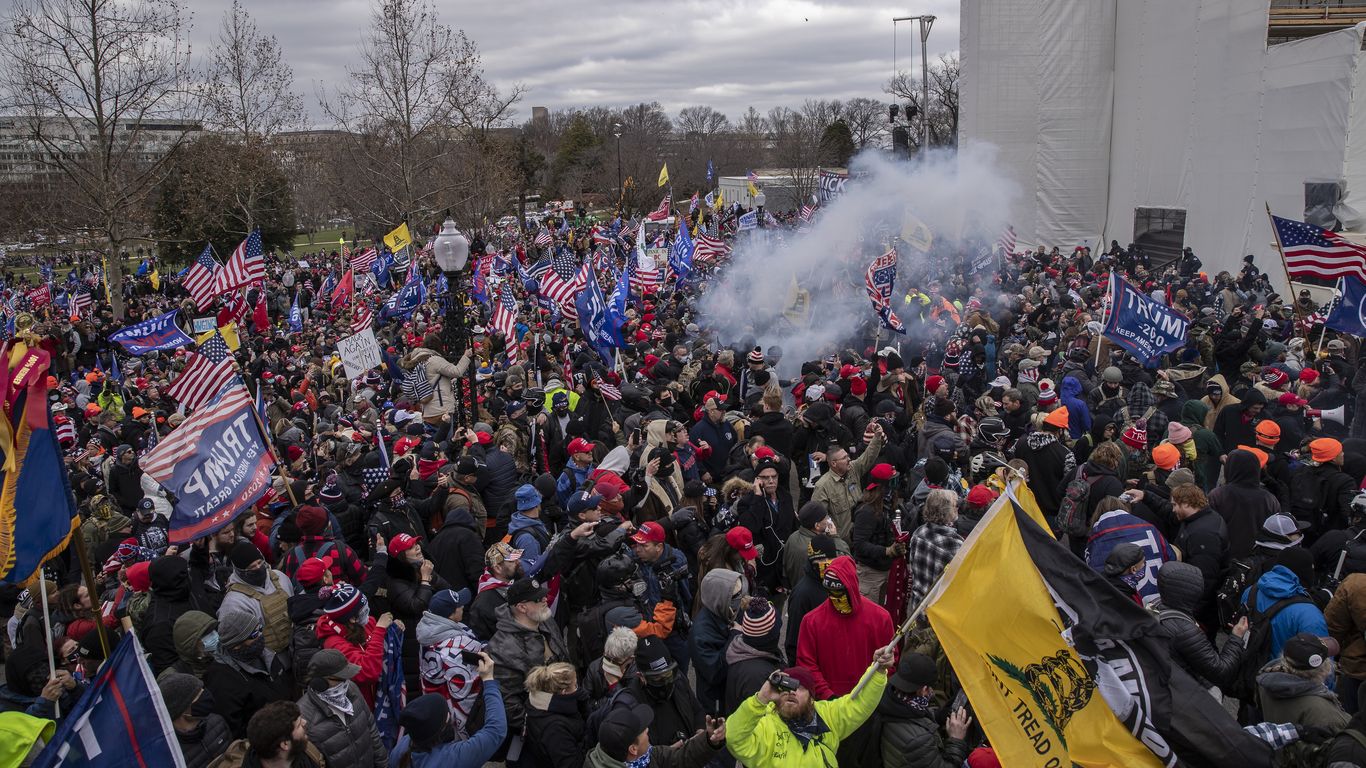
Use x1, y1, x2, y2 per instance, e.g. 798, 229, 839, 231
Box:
893, 14, 936, 151
754, 191, 766, 228
613, 122, 623, 211
431, 214, 476, 426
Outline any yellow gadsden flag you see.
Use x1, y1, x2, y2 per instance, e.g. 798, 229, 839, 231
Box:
657, 163, 669, 188
383, 223, 413, 255
924, 482, 1164, 768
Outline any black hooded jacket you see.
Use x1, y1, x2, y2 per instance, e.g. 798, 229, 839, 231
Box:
140, 557, 205, 675
1213, 389, 1265, 455
1208, 449, 1281, 559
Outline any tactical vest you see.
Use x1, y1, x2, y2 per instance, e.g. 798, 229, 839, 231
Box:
227, 570, 291, 653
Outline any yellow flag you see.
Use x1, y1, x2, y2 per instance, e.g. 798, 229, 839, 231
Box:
198, 324, 240, 352
383, 223, 413, 254
150, 269, 160, 291
925, 483, 1164, 768
657, 163, 669, 188
747, 181, 759, 198
901, 207, 934, 252
715, 188, 724, 210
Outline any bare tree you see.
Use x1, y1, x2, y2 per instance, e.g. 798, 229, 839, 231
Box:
1, 0, 196, 318
886, 53, 960, 151
767, 106, 824, 207
843, 97, 887, 150
738, 106, 769, 137
320, 0, 521, 231
202, 0, 305, 141
676, 105, 730, 136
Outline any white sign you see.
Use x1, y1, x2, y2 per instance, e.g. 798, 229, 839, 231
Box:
337, 327, 382, 380
192, 316, 217, 333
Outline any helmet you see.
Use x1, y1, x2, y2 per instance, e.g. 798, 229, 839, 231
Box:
976, 417, 1009, 447
597, 554, 639, 594
1352, 492, 1366, 522
970, 450, 1007, 479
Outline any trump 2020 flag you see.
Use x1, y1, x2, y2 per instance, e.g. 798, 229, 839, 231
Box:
1326, 276, 1366, 337
139, 385, 274, 544
288, 290, 303, 333
1102, 273, 1189, 364
108, 309, 193, 356
34, 633, 186, 768
374, 623, 406, 751
0, 340, 78, 585
575, 268, 616, 366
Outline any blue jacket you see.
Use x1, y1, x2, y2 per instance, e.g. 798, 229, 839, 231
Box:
689, 417, 737, 479
1060, 376, 1093, 440
556, 462, 594, 507
1242, 566, 1328, 658
633, 544, 692, 610
388, 681, 506, 768
1084, 509, 1175, 605
508, 513, 552, 576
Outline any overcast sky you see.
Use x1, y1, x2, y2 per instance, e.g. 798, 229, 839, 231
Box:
177, 0, 960, 127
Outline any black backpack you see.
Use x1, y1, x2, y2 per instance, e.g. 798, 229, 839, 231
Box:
1057, 466, 1100, 538
1226, 584, 1314, 702
291, 612, 323, 689
1214, 556, 1260, 629
1289, 466, 1326, 527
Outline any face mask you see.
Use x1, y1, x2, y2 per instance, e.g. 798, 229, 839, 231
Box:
201, 630, 220, 655
355, 605, 371, 626
643, 673, 674, 699
237, 567, 268, 588
1121, 572, 1143, 589
728, 593, 743, 619
227, 634, 264, 661
827, 591, 853, 614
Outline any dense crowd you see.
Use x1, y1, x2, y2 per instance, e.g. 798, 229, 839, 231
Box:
6, 212, 1366, 768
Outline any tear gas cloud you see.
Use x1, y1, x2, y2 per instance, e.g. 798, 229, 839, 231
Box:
696, 146, 1020, 374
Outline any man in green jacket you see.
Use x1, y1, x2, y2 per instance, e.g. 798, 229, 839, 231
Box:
811, 425, 885, 543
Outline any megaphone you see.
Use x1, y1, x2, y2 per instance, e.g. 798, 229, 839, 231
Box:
1309, 405, 1347, 425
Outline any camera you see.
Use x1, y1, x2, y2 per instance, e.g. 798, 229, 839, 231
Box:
769, 671, 800, 692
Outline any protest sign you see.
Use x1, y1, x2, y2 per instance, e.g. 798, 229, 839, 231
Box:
338, 327, 383, 379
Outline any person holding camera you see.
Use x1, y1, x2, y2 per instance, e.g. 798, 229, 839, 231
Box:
726, 643, 896, 767
877, 652, 972, 768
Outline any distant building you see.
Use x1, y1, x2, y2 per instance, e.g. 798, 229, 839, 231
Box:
0, 116, 201, 183
717, 168, 840, 212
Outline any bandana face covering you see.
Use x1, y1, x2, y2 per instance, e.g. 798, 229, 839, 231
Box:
822, 570, 852, 614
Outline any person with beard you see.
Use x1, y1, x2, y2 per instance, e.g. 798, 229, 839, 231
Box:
131, 497, 170, 552
139, 555, 206, 675
726, 645, 896, 768
167, 610, 219, 679
877, 653, 972, 768
296, 649, 387, 768
522, 662, 589, 768
314, 581, 390, 707
736, 458, 796, 598
385, 533, 448, 692
205, 611, 292, 738
218, 540, 294, 656
469, 542, 524, 641
390, 663, 505, 768
416, 588, 484, 734
160, 673, 232, 768
724, 598, 784, 713
489, 578, 570, 752
218, 700, 325, 768
796, 554, 894, 701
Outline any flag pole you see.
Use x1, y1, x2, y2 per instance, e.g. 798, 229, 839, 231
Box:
72, 520, 111, 657
37, 574, 60, 718
1265, 203, 1303, 319
241, 382, 301, 507
1095, 272, 1113, 369
1316, 277, 1342, 358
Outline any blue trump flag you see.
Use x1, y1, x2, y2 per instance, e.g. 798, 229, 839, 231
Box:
1326, 276, 1366, 337
288, 289, 303, 333
108, 309, 193, 355
382, 272, 427, 320
1102, 273, 1190, 364
374, 623, 406, 750
669, 218, 694, 284
34, 632, 186, 768
0, 346, 78, 586
606, 259, 630, 347
575, 268, 616, 366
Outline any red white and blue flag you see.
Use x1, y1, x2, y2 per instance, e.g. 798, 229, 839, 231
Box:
491, 283, 519, 339
694, 233, 729, 262
166, 350, 237, 411
646, 194, 672, 222
183, 245, 220, 309
215, 229, 265, 293
865, 248, 906, 334
1272, 214, 1366, 282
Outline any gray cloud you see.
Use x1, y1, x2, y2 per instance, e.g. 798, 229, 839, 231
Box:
164, 0, 960, 125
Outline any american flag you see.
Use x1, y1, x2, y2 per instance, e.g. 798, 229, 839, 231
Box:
141, 385, 254, 480
865, 248, 906, 334
1304, 285, 1343, 327
350, 302, 374, 334
216, 229, 266, 293
350, 246, 378, 273
491, 283, 519, 338
689, 192, 699, 212
534, 228, 553, 248
593, 373, 621, 401
198, 328, 232, 363
591, 226, 613, 245
1272, 215, 1366, 282
996, 224, 1017, 255
629, 250, 663, 291
694, 233, 729, 262
70, 291, 92, 317
166, 350, 238, 411
184, 245, 221, 309
646, 195, 672, 222
800, 203, 815, 222
540, 250, 587, 308
747, 169, 758, 183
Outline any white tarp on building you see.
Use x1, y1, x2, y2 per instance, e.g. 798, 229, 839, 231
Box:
961, 0, 1366, 284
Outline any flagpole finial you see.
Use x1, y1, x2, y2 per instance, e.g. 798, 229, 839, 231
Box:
13, 312, 38, 345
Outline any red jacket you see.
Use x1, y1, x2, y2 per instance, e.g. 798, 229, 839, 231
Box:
796, 555, 893, 699
316, 614, 386, 707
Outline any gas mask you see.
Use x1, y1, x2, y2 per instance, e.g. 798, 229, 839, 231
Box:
643, 671, 675, 700
822, 570, 852, 614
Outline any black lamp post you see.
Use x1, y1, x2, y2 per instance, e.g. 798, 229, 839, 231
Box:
613, 122, 623, 210
431, 214, 477, 426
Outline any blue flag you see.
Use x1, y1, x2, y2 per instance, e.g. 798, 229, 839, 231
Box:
34, 633, 185, 768
288, 290, 303, 333
706, 159, 715, 183
606, 259, 630, 348
669, 218, 694, 284
1326, 276, 1366, 336
109, 353, 122, 384
737, 211, 758, 231
374, 623, 406, 751
373, 247, 395, 288
1102, 273, 1190, 364
136, 259, 149, 277
108, 310, 193, 355
382, 273, 427, 320
575, 269, 616, 366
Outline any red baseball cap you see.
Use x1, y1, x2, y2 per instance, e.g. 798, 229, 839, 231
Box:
1278, 392, 1308, 407
388, 533, 420, 557
567, 437, 594, 455
726, 527, 758, 560
966, 484, 998, 506
753, 446, 777, 461
631, 521, 667, 545
296, 555, 335, 586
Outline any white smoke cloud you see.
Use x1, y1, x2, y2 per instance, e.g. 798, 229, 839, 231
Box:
697, 145, 1020, 373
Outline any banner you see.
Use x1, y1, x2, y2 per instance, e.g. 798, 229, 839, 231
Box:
1102, 274, 1190, 364
140, 387, 274, 545
34, 633, 186, 768
338, 327, 383, 380
1326, 276, 1366, 337
383, 222, 413, 255
817, 169, 850, 202
108, 310, 193, 355
737, 211, 758, 231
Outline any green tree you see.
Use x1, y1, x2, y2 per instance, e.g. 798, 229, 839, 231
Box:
820, 119, 856, 167
551, 116, 601, 197
152, 135, 295, 262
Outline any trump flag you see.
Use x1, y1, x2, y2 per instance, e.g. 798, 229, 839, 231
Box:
1102, 273, 1189, 364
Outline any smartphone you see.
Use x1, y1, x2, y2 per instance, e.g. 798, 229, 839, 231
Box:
950, 689, 968, 712
460, 649, 483, 666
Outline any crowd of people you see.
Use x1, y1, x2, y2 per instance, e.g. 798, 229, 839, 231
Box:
5, 208, 1366, 768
